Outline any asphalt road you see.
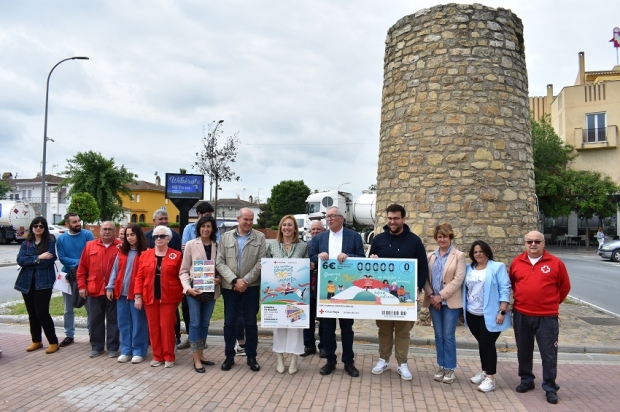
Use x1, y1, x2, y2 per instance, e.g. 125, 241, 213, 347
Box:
0, 265, 23, 303
559, 251, 620, 316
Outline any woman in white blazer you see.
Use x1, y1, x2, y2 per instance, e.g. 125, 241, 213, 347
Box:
462, 240, 511, 393
180, 216, 221, 373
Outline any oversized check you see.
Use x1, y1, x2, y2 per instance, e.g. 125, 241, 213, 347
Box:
260, 258, 310, 328
317, 258, 417, 321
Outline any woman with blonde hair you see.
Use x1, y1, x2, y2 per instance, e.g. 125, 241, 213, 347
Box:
266, 214, 309, 374
424, 223, 466, 384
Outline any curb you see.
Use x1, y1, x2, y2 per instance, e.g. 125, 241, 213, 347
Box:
1, 315, 619, 355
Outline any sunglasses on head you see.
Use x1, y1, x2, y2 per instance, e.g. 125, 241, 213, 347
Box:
525, 240, 543, 245
153, 234, 168, 240
33, 224, 45, 229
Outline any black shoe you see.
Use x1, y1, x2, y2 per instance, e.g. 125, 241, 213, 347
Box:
194, 363, 206, 373
546, 391, 558, 404
516, 382, 535, 393
247, 357, 260, 372
320, 361, 336, 375
300, 347, 317, 357
59, 337, 74, 347
319, 349, 327, 358
344, 363, 359, 377
221, 357, 234, 371
200, 360, 215, 366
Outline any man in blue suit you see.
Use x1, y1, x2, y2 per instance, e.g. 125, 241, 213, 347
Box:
309, 206, 365, 377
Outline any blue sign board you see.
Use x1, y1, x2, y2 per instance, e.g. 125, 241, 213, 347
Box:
164, 173, 204, 199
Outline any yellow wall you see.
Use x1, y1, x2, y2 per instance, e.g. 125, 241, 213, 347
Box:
119, 190, 180, 224
550, 80, 620, 185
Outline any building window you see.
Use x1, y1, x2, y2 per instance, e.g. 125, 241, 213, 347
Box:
130, 195, 134, 202
136, 194, 140, 203
131, 214, 137, 223
176, 215, 179, 223
139, 214, 145, 223
586, 113, 606, 142
165, 199, 168, 204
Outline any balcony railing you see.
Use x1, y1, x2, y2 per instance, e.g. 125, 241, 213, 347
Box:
583, 127, 607, 143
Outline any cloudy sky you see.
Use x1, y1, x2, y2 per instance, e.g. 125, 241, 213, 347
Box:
1, 0, 618, 204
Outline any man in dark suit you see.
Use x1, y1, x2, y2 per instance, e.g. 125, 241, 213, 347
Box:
309, 206, 365, 377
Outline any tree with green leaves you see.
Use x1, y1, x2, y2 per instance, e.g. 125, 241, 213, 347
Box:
67, 192, 100, 224
0, 180, 11, 199
532, 115, 619, 247
61, 151, 136, 221
269, 180, 311, 220
256, 198, 278, 228
192, 120, 240, 215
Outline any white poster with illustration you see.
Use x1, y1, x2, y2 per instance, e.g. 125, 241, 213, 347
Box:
260, 258, 310, 328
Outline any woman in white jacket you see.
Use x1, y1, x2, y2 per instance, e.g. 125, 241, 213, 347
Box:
462, 240, 511, 393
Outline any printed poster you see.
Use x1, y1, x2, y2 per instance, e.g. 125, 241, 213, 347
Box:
260, 258, 310, 328
193, 260, 215, 293
317, 258, 417, 321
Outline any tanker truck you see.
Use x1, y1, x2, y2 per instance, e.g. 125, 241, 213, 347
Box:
0, 201, 37, 244
304, 190, 376, 244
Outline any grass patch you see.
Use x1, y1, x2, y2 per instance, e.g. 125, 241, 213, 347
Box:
4, 294, 257, 322
5, 295, 88, 317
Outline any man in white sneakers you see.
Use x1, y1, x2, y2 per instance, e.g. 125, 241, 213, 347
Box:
368, 204, 429, 380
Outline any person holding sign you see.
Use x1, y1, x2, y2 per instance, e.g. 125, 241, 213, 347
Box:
423, 223, 466, 384
368, 204, 428, 380
266, 215, 309, 375
180, 216, 221, 373
309, 206, 365, 377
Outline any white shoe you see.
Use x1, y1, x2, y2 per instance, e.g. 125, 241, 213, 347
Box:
470, 371, 487, 384
442, 369, 456, 384
150, 360, 163, 367
478, 377, 496, 393
117, 354, 131, 363
433, 366, 445, 382
371, 358, 390, 375
397, 363, 412, 380
235, 343, 246, 356
131, 356, 144, 364
164, 361, 175, 368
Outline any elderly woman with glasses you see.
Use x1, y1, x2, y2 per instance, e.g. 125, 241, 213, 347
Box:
134, 225, 183, 368
15, 217, 59, 353
423, 223, 466, 384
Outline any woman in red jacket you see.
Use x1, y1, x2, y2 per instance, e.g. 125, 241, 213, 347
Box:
106, 224, 149, 364
135, 225, 183, 368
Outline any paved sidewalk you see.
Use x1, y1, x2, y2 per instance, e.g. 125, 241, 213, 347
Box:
1, 321, 620, 411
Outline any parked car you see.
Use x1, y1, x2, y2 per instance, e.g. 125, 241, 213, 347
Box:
598, 239, 620, 262
48, 225, 67, 240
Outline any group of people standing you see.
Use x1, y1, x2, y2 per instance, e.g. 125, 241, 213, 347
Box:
15, 201, 571, 404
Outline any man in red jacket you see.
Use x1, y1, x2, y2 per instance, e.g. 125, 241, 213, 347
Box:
509, 231, 571, 405
77, 221, 122, 358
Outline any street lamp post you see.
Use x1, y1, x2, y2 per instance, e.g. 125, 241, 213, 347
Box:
337, 182, 350, 192
41, 56, 89, 219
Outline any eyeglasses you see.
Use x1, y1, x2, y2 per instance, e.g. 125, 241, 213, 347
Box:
153, 234, 168, 240
33, 224, 45, 229
325, 214, 341, 220
101, 228, 115, 231
525, 240, 543, 245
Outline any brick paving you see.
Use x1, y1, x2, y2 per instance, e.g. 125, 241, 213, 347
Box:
1, 322, 620, 411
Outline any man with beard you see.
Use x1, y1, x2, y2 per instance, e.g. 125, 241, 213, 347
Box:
56, 212, 94, 347
369, 204, 428, 380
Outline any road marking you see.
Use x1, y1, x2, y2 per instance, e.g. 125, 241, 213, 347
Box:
568, 295, 620, 318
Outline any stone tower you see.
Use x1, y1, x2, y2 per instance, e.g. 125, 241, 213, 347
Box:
376, 3, 537, 262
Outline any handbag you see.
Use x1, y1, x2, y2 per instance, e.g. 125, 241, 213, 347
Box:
65, 267, 87, 308
190, 279, 215, 302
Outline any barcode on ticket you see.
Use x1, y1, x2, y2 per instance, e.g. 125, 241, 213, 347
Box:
381, 311, 407, 317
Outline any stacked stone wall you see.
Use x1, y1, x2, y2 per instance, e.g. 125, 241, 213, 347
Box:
377, 3, 537, 262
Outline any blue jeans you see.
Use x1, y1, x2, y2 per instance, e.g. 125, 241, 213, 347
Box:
186, 295, 216, 350
429, 305, 460, 370
117, 296, 149, 357
62, 292, 75, 338
222, 286, 259, 359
